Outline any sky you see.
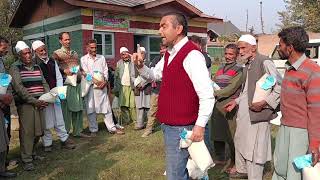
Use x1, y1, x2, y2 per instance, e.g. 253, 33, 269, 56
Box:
186, 0, 286, 34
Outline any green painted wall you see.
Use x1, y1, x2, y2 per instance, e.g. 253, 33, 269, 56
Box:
45, 30, 83, 57
23, 16, 82, 36
207, 47, 224, 62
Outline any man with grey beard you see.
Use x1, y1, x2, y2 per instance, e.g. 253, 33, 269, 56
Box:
32, 40, 75, 152
225, 34, 282, 180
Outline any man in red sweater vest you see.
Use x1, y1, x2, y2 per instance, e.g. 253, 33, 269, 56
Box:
132, 12, 214, 180
272, 27, 320, 180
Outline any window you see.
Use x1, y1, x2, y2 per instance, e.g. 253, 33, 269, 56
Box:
93, 32, 114, 58
148, 37, 162, 61
306, 45, 319, 59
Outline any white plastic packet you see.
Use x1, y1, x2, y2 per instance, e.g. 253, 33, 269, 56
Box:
187, 159, 209, 179
294, 153, 320, 180
134, 76, 148, 88
39, 92, 57, 103
50, 86, 67, 100
252, 74, 276, 103
64, 74, 77, 87
81, 74, 92, 97
270, 112, 282, 126
303, 163, 320, 180
212, 81, 221, 91
93, 71, 104, 89
180, 129, 215, 173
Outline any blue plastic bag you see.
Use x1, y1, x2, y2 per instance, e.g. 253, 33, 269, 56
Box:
58, 93, 66, 100
200, 175, 209, 180
260, 75, 276, 90
179, 128, 188, 140
70, 66, 79, 74
86, 74, 93, 81
55, 98, 61, 106
0, 73, 10, 87
293, 154, 312, 170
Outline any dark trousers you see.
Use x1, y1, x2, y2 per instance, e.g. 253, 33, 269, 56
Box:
4, 106, 11, 162
214, 136, 235, 162
0, 151, 6, 172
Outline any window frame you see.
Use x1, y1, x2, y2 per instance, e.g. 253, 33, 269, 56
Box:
93, 32, 115, 58
148, 36, 161, 61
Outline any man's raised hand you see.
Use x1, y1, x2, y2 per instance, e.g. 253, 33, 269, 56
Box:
131, 44, 144, 69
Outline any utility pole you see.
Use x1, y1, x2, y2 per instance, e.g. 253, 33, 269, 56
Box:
246, 9, 248, 32
260, 1, 265, 34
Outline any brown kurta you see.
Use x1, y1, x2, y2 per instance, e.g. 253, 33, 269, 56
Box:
10, 60, 49, 163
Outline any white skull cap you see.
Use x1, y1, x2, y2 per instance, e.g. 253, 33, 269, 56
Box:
32, 40, 45, 51
120, 47, 129, 54
15, 41, 30, 53
238, 34, 257, 45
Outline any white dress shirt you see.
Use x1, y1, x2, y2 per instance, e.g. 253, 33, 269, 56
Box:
139, 37, 215, 127
121, 62, 131, 86
80, 54, 108, 80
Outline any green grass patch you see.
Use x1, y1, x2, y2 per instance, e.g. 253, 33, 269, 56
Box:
7, 116, 277, 179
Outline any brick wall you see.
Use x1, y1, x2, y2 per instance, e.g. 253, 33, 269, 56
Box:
99, 32, 133, 69
82, 30, 93, 55
114, 32, 134, 60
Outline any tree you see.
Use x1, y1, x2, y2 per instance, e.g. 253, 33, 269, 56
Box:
0, 0, 22, 66
278, 0, 320, 32
0, 0, 22, 44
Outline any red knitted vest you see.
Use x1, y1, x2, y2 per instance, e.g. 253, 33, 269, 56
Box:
156, 41, 200, 126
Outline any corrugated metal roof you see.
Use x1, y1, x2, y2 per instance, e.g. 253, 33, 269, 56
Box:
83, 0, 158, 7
208, 21, 241, 37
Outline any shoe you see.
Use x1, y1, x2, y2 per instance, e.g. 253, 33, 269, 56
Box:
44, 146, 52, 152
33, 155, 45, 161
115, 123, 124, 130
61, 138, 76, 149
109, 129, 125, 135
223, 162, 235, 174
0, 171, 17, 178
214, 160, 227, 165
75, 133, 91, 138
134, 126, 144, 131
5, 159, 19, 167
90, 132, 97, 137
23, 163, 35, 171
228, 172, 248, 179
141, 130, 152, 137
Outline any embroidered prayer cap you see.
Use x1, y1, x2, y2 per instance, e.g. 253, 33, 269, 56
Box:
238, 34, 257, 45
120, 47, 129, 54
15, 41, 30, 53
32, 40, 45, 51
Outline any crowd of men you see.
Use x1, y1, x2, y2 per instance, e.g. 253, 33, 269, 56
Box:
0, 12, 319, 180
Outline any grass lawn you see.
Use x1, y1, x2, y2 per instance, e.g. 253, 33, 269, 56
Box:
7, 116, 277, 180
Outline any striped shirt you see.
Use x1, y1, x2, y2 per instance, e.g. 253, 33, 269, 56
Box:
281, 54, 320, 149
17, 64, 44, 98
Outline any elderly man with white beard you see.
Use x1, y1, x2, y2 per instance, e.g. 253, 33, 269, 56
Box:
32, 40, 75, 152
224, 35, 282, 180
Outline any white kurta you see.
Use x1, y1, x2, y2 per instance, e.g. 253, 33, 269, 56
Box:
44, 60, 65, 127
134, 66, 151, 109
80, 54, 112, 114
234, 60, 281, 164
234, 76, 272, 164
42, 59, 69, 146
